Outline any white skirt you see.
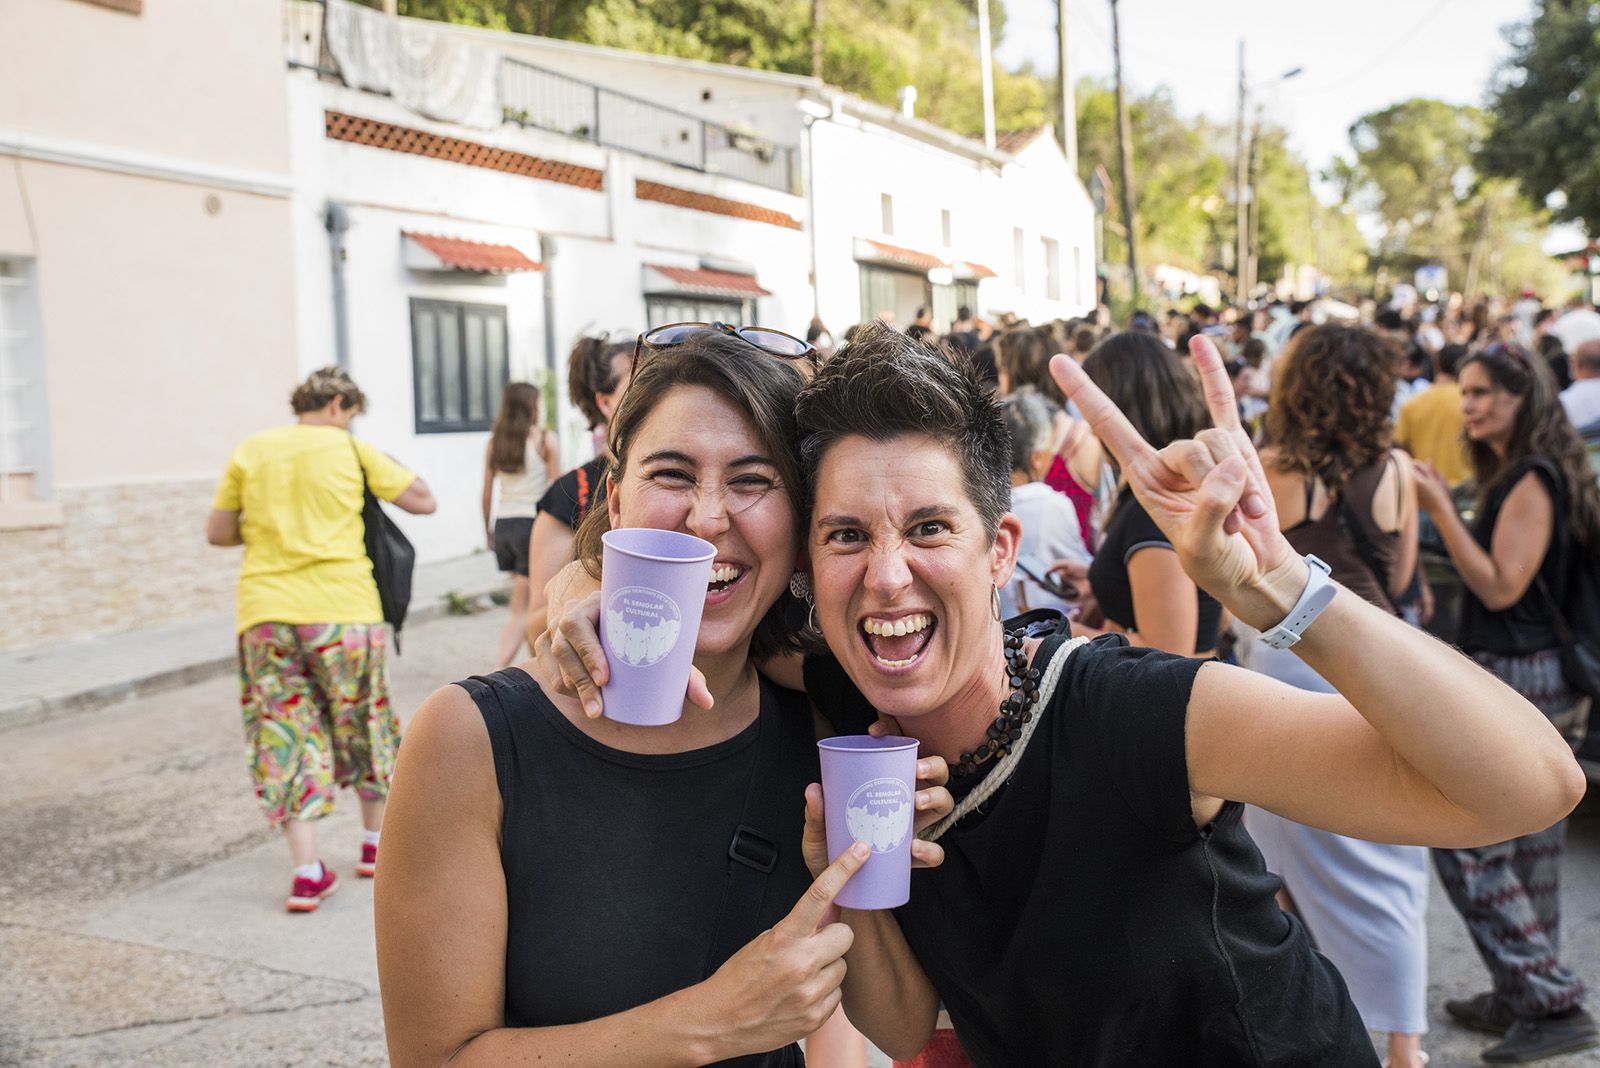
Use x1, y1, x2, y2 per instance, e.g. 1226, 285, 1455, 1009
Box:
1235, 625, 1431, 1036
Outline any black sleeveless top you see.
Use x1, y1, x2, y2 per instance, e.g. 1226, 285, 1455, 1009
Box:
1089, 486, 1225, 652
804, 634, 1376, 1068
1456, 458, 1565, 656
459, 668, 816, 1067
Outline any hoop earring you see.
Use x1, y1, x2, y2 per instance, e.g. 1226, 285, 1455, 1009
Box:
808, 601, 817, 632
991, 583, 1002, 622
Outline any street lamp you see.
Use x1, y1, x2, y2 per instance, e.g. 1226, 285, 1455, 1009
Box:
1235, 50, 1302, 303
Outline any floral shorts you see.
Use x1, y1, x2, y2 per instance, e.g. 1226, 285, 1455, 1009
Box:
237, 622, 399, 826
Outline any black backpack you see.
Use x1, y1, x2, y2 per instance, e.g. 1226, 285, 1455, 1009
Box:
1528, 459, 1600, 704
351, 440, 416, 652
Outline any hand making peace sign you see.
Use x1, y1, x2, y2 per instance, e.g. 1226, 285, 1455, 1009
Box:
1049, 334, 1310, 631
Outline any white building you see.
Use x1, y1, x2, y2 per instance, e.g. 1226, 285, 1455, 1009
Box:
0, 0, 1097, 653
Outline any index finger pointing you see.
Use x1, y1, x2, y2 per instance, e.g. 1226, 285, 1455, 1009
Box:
780, 840, 870, 934
1049, 354, 1157, 470
1187, 334, 1243, 434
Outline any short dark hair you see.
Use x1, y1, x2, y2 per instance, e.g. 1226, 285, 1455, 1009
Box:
567, 334, 632, 429
957, 305, 973, 321
574, 328, 809, 659
1082, 331, 1210, 451
796, 321, 1012, 539
1435, 342, 1468, 378
997, 327, 1065, 405
1375, 309, 1405, 332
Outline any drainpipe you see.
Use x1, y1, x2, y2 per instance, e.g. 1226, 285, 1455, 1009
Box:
540, 232, 558, 378
803, 114, 821, 323
325, 202, 351, 369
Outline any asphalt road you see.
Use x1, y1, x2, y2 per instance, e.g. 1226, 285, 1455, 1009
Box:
1, 606, 1596, 1066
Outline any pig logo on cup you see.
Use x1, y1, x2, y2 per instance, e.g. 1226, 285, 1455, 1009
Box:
604, 586, 684, 667
845, 777, 914, 853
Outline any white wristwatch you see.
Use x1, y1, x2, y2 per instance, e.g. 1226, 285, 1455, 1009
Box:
1259, 555, 1337, 650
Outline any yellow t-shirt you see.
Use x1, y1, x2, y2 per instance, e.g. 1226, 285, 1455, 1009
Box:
1396, 383, 1471, 487
213, 424, 418, 633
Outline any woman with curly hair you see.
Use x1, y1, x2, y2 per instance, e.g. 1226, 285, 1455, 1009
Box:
1234, 323, 1430, 1068
1414, 341, 1600, 1063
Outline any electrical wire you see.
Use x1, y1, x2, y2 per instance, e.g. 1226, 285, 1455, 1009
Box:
1290, 0, 1454, 95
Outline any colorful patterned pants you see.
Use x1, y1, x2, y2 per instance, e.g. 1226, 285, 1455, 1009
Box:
237, 622, 399, 826
1432, 648, 1589, 1017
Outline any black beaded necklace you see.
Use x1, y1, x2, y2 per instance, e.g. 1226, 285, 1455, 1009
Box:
952, 624, 1043, 780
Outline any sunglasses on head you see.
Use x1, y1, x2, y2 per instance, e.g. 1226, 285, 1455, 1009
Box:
632, 321, 818, 379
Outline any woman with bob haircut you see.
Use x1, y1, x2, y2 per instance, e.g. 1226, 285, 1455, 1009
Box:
1238, 323, 1430, 1068
1076, 331, 1225, 657
542, 321, 1585, 1066
377, 326, 948, 1067
1413, 341, 1600, 1063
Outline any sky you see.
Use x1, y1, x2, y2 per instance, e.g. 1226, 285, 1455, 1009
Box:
995, 0, 1535, 182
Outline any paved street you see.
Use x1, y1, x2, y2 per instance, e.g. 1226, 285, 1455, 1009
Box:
1, 605, 1597, 1067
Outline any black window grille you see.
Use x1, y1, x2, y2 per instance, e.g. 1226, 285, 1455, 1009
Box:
410, 298, 508, 433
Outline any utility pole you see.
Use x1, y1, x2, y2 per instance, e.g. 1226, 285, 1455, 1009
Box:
1234, 38, 1247, 304
811, 0, 824, 81
1246, 110, 1263, 299
978, 0, 997, 150
1057, 0, 1077, 172
1110, 0, 1137, 299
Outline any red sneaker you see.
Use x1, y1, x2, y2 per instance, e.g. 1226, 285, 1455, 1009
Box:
356, 841, 377, 878
286, 863, 339, 912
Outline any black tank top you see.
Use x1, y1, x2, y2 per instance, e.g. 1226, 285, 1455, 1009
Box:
459, 667, 816, 1067
1456, 459, 1565, 656
804, 635, 1376, 1067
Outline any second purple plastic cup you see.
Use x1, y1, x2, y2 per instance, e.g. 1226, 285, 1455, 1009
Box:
599, 528, 716, 726
818, 735, 921, 909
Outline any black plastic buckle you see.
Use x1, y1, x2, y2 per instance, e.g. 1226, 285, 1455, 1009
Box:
728, 825, 778, 873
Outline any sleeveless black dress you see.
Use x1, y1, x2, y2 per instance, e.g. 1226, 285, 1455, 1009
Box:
458, 667, 817, 1066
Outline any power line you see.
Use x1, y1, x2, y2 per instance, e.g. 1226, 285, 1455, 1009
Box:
1291, 0, 1454, 95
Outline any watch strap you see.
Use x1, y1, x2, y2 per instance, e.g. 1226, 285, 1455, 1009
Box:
1259, 555, 1337, 650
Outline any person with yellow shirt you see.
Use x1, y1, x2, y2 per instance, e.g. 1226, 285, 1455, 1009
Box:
207, 367, 435, 912
1396, 343, 1472, 487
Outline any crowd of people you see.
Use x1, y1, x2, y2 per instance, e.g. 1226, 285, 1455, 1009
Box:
204, 284, 1599, 1066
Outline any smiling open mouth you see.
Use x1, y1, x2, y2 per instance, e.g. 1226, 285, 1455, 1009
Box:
707, 563, 747, 596
860, 613, 936, 668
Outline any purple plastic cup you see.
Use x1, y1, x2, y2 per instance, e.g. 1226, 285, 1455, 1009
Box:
599, 528, 716, 726
818, 735, 921, 909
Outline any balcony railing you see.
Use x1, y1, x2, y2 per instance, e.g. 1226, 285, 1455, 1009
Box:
499, 58, 797, 194
283, 0, 799, 194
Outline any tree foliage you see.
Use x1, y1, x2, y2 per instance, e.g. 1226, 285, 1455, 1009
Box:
1334, 98, 1565, 297
1479, 0, 1600, 233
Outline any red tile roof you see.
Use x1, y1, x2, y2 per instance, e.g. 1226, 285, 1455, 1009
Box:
403, 232, 543, 273
955, 260, 998, 279
645, 264, 771, 296
635, 180, 803, 230
860, 239, 950, 272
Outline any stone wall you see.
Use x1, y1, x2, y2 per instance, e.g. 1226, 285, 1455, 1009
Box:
0, 480, 238, 654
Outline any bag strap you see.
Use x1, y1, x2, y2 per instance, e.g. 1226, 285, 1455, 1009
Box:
348, 436, 374, 497
700, 681, 800, 979
1523, 456, 1577, 645
1326, 465, 1393, 607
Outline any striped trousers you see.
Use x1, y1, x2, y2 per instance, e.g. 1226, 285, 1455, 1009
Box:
1432, 648, 1590, 1017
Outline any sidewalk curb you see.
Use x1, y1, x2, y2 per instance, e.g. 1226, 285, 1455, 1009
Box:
0, 578, 510, 734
